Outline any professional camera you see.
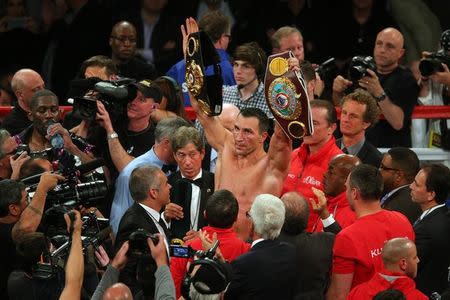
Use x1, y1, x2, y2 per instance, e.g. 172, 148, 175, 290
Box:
419, 50, 450, 77
127, 228, 160, 257
71, 77, 137, 122
315, 57, 336, 81
348, 56, 376, 82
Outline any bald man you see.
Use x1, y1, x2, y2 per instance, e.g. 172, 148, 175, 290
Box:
311, 154, 360, 233
348, 238, 427, 300
109, 21, 157, 81
3, 69, 45, 135
333, 27, 419, 148
102, 283, 132, 300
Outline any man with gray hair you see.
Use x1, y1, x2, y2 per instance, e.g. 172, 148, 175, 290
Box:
110, 116, 191, 235
348, 238, 427, 299
224, 194, 298, 299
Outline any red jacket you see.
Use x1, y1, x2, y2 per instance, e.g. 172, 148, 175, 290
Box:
312, 192, 356, 232
282, 137, 342, 231
348, 270, 428, 300
170, 226, 250, 298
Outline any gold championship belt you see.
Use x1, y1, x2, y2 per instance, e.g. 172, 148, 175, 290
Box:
185, 31, 223, 116
264, 51, 313, 139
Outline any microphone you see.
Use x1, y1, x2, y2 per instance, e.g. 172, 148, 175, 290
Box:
75, 158, 105, 175
94, 81, 129, 99
237, 76, 258, 90
47, 120, 64, 149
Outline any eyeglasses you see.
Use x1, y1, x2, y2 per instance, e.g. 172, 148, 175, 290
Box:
379, 164, 401, 172
111, 35, 137, 44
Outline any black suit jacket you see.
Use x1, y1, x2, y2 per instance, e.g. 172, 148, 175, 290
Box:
414, 205, 450, 296
114, 202, 167, 297
336, 138, 382, 167
225, 239, 298, 300
167, 170, 214, 240
279, 231, 335, 300
381, 186, 422, 224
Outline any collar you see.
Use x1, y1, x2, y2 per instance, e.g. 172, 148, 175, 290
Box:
342, 137, 365, 155
235, 82, 264, 101
138, 203, 161, 222
381, 184, 409, 205
298, 136, 339, 162
181, 169, 202, 181
418, 203, 445, 221
251, 238, 264, 248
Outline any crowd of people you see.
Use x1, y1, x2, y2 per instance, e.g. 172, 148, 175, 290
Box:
0, 0, 450, 299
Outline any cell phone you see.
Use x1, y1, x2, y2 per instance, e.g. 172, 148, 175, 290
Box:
169, 245, 191, 258
6, 17, 27, 30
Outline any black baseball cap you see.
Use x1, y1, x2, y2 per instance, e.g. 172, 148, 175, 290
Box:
130, 80, 162, 102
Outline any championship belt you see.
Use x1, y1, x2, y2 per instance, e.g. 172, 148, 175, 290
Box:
264, 51, 313, 139
185, 31, 223, 116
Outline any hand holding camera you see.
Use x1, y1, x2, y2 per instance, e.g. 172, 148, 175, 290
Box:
148, 233, 168, 267
110, 241, 129, 270
358, 69, 384, 98
64, 209, 82, 234
95, 100, 114, 134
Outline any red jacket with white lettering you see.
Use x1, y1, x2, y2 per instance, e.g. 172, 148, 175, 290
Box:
282, 136, 342, 231
348, 270, 428, 300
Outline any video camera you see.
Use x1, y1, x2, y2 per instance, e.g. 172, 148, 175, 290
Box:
348, 55, 376, 83
70, 77, 137, 122
419, 50, 450, 77
315, 57, 336, 82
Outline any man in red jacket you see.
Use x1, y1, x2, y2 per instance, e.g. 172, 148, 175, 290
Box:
348, 237, 427, 300
282, 100, 342, 231
170, 189, 250, 298
311, 154, 360, 233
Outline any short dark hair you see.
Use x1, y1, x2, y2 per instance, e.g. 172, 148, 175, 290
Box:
239, 107, 270, 134
205, 189, 238, 228
198, 11, 230, 43
0, 179, 25, 217
421, 163, 450, 204
81, 55, 118, 78
233, 42, 267, 81
29, 89, 58, 112
129, 166, 162, 202
15, 232, 50, 272
300, 60, 315, 82
281, 192, 309, 235
373, 289, 406, 300
19, 158, 47, 180
310, 99, 337, 125
387, 148, 420, 182
349, 164, 384, 201
341, 88, 380, 127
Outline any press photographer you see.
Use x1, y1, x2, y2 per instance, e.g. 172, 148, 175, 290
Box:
7, 210, 85, 299
332, 27, 419, 148
0, 174, 62, 299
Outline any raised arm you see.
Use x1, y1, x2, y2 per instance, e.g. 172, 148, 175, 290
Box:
267, 122, 292, 179
59, 210, 84, 300
96, 101, 134, 172
11, 172, 63, 242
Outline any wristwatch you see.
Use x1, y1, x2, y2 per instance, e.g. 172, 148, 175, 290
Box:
374, 92, 386, 103
107, 132, 119, 140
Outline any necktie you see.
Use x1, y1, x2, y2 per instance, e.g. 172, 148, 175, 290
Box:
342, 147, 349, 154
162, 164, 177, 174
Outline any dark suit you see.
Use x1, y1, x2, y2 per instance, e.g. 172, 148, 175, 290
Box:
167, 170, 214, 240
414, 205, 450, 296
224, 239, 298, 300
336, 138, 382, 167
115, 202, 168, 297
279, 231, 335, 300
381, 186, 421, 224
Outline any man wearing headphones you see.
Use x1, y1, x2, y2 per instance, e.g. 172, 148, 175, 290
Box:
223, 42, 273, 118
